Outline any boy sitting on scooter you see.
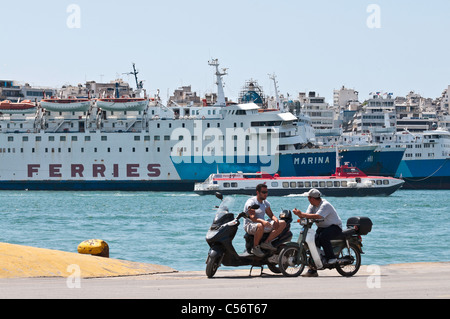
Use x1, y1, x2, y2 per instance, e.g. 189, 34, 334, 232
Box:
293, 189, 343, 277
244, 184, 286, 257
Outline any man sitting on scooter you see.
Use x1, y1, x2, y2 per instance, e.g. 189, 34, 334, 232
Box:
244, 184, 286, 258
293, 189, 342, 277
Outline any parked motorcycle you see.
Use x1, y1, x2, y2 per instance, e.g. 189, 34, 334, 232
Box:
278, 216, 372, 277
205, 193, 293, 278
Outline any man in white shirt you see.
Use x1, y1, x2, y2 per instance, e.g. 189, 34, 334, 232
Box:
293, 189, 342, 277
244, 184, 286, 257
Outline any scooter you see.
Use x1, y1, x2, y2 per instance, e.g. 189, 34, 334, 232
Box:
278, 216, 372, 277
205, 193, 293, 278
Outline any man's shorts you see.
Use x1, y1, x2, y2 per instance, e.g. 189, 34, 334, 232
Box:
244, 220, 274, 235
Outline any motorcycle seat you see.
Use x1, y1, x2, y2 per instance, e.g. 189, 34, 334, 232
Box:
335, 228, 357, 240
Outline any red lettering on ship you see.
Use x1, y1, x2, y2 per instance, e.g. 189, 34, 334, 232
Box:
93, 164, 106, 178
127, 164, 139, 177
71, 164, 84, 177
49, 164, 62, 178
147, 164, 161, 177
27, 164, 162, 178
28, 164, 40, 177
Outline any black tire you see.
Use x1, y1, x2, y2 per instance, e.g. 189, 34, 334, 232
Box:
267, 262, 281, 274
278, 246, 306, 277
335, 243, 361, 277
206, 254, 221, 278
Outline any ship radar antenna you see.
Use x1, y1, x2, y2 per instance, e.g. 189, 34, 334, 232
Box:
123, 63, 144, 92
208, 58, 227, 107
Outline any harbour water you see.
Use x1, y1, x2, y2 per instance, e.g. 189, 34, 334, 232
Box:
0, 190, 449, 271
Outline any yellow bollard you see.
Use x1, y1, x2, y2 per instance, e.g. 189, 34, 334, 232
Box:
77, 239, 109, 258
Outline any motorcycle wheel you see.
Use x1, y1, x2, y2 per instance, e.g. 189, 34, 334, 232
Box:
206, 254, 221, 278
278, 246, 306, 277
267, 262, 281, 274
335, 243, 361, 277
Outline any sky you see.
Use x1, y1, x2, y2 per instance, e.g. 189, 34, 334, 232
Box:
1, 0, 449, 103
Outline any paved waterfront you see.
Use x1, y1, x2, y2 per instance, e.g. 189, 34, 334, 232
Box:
1, 243, 449, 300
1, 263, 449, 299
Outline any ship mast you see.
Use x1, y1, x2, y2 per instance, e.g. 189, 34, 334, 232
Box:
124, 63, 144, 94
335, 146, 344, 176
208, 59, 227, 107
131, 63, 142, 90
269, 73, 282, 111
336, 146, 341, 169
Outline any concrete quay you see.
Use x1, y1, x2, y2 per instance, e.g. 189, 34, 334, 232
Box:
0, 243, 449, 299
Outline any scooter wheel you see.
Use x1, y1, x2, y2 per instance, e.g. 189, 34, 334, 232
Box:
278, 246, 306, 277
206, 254, 221, 278
335, 243, 361, 277
267, 262, 281, 274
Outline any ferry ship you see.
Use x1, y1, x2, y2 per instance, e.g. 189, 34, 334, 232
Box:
316, 89, 450, 189
393, 129, 450, 189
194, 163, 405, 197
319, 127, 450, 189
0, 61, 384, 191
315, 129, 406, 177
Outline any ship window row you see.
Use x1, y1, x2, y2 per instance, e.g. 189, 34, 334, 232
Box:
275, 180, 391, 188
8, 134, 222, 143
404, 144, 435, 149
405, 152, 436, 158
154, 122, 226, 129
225, 110, 249, 116
251, 121, 282, 127
0, 146, 160, 154
221, 180, 391, 189
277, 181, 347, 188
6, 135, 158, 142
412, 152, 430, 158
223, 182, 238, 188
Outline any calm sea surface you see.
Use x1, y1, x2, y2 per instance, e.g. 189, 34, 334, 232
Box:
0, 190, 449, 271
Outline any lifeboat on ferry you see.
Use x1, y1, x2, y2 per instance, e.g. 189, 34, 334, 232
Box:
0, 100, 37, 114
96, 96, 148, 111
40, 96, 91, 112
